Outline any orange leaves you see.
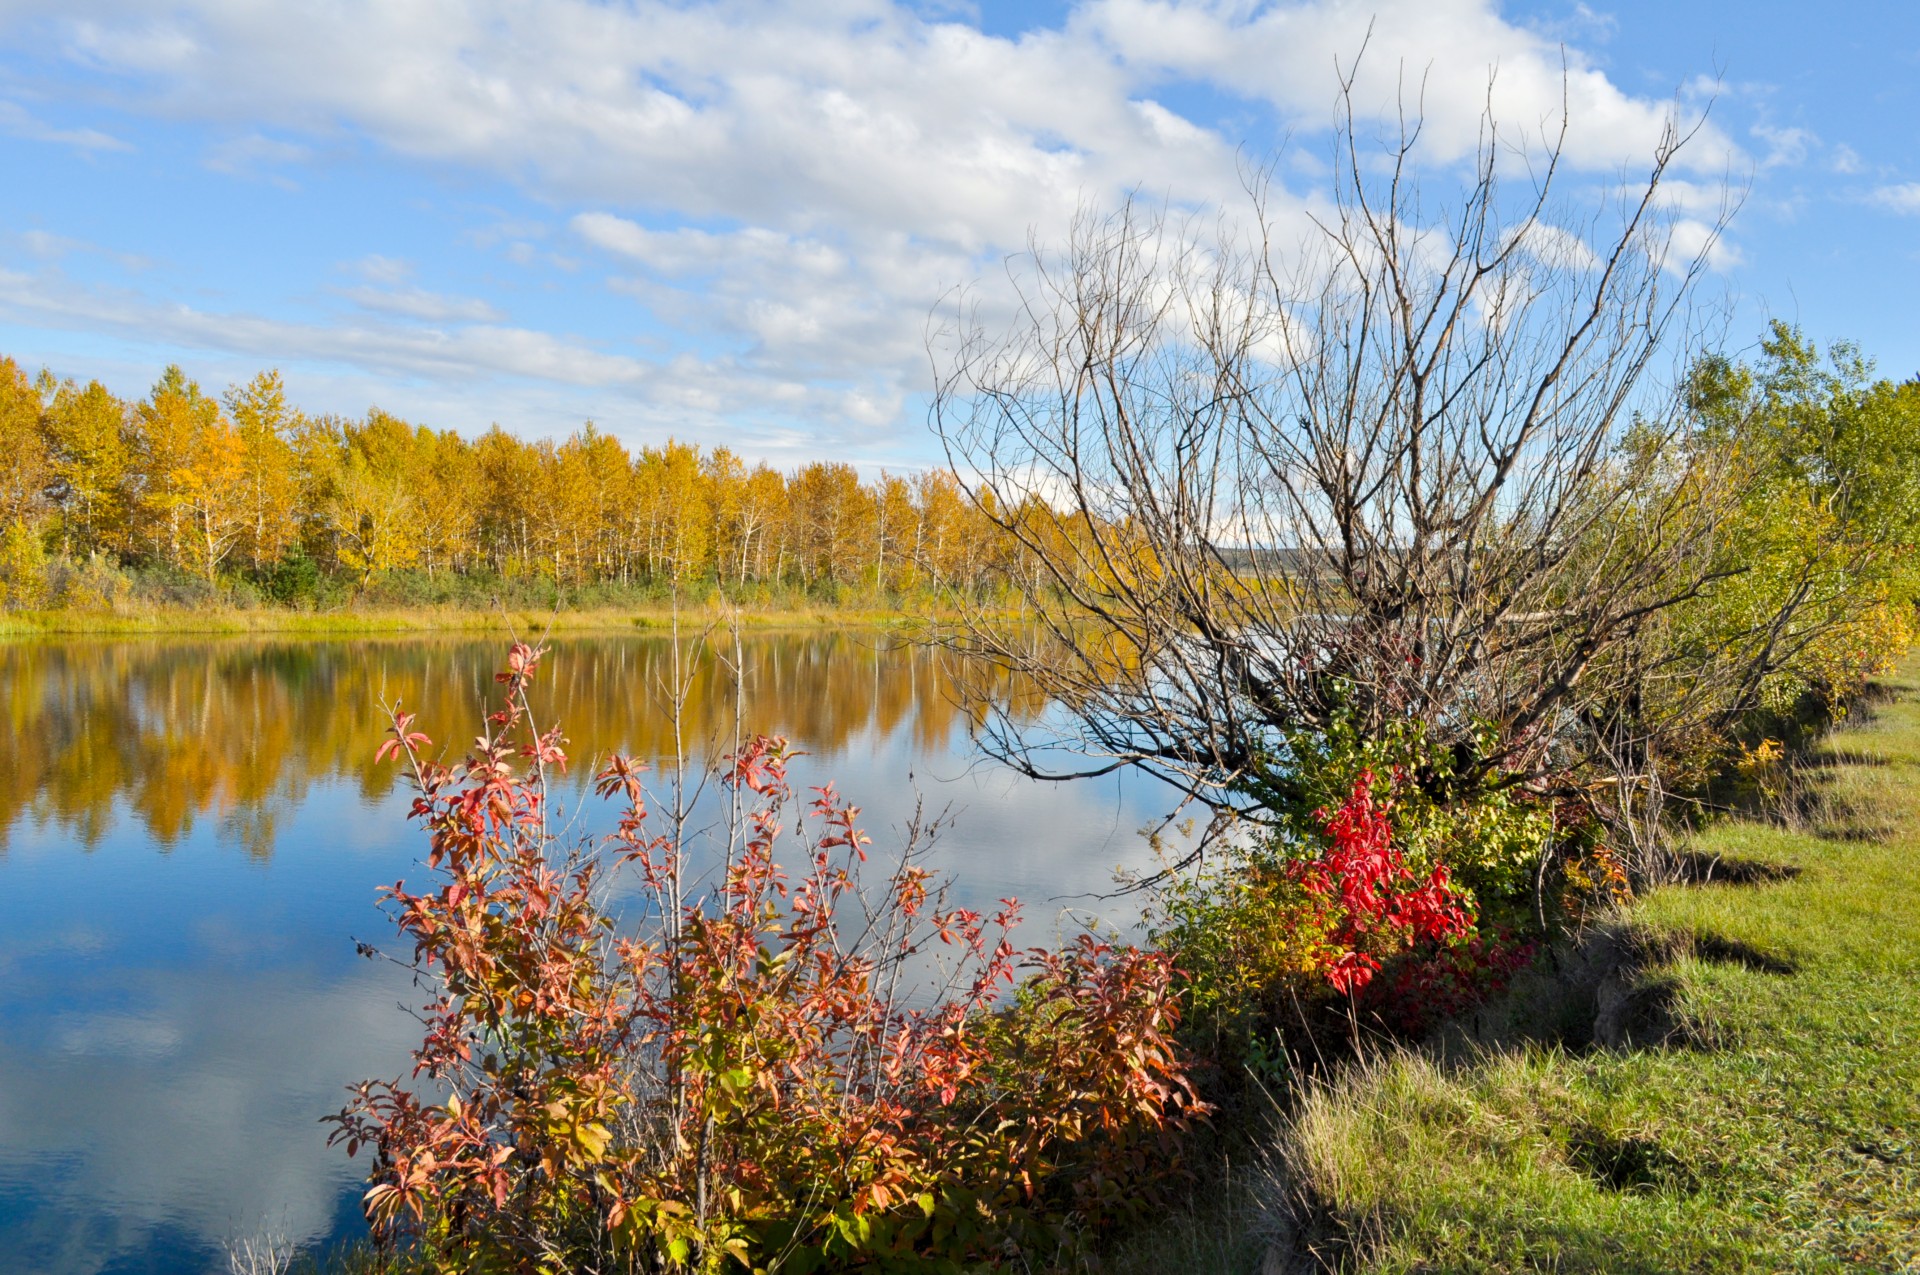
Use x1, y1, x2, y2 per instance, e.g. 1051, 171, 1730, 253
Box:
372, 707, 432, 766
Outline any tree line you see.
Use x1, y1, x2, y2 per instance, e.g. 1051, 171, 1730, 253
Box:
0, 357, 1010, 607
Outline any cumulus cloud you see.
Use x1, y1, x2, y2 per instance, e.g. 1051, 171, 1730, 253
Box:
0, 0, 1741, 458
1073, 0, 1734, 172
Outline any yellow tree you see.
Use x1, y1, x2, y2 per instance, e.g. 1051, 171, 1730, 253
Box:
41, 376, 132, 558
580, 428, 638, 582
176, 412, 249, 581
0, 358, 52, 607
224, 370, 300, 572
788, 461, 873, 587
518, 440, 569, 581
913, 468, 998, 592
474, 427, 542, 574
330, 410, 422, 586
409, 428, 480, 576
0, 357, 50, 529
702, 445, 746, 590
872, 471, 915, 593
642, 439, 711, 587
737, 464, 788, 585
131, 366, 224, 571
551, 426, 631, 584
287, 414, 348, 567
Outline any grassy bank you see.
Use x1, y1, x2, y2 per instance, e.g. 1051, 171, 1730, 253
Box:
0, 601, 953, 637
1263, 656, 1920, 1272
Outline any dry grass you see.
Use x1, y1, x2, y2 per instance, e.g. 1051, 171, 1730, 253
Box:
0, 602, 949, 638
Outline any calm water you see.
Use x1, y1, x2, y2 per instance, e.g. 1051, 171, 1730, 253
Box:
0, 633, 1176, 1275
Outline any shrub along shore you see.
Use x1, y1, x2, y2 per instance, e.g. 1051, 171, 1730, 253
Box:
1220, 654, 1920, 1273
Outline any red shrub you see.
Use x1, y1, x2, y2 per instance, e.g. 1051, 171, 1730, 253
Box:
1293, 769, 1475, 996
327, 642, 1202, 1272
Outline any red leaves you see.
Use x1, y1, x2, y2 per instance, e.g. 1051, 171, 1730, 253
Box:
724, 734, 792, 794
1295, 770, 1476, 996
493, 640, 541, 685
1325, 949, 1380, 996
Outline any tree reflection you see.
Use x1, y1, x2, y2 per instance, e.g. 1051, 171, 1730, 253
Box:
0, 633, 1032, 860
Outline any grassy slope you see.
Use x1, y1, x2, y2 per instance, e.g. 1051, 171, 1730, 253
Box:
1281, 658, 1920, 1273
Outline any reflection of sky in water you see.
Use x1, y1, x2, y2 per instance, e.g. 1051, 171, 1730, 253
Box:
0, 637, 1181, 1274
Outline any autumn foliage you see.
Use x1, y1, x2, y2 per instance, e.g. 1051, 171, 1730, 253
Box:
1151, 763, 1539, 1068
329, 642, 1200, 1272
0, 355, 1014, 602
1295, 771, 1474, 996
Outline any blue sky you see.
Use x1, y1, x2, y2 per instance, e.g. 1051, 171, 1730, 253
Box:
0, 0, 1915, 468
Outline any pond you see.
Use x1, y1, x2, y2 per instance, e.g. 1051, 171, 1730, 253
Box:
0, 632, 1180, 1275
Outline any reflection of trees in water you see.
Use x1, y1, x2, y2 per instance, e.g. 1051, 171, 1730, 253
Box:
0, 634, 1031, 860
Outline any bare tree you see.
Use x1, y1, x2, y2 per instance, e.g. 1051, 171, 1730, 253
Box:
930, 74, 1858, 837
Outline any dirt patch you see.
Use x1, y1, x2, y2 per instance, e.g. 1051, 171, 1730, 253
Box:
1593, 971, 1686, 1049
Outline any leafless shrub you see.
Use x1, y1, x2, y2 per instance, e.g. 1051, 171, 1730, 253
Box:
931, 66, 1858, 845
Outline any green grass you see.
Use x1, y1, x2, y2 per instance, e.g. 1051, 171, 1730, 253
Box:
1270, 658, 1920, 1273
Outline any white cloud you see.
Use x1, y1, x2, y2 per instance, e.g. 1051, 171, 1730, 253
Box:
0, 261, 935, 459
1668, 216, 1743, 273
0, 264, 648, 388
18, 229, 87, 259
337, 285, 504, 323
204, 131, 310, 179
12, 228, 149, 270
0, 0, 1742, 457
1505, 220, 1601, 273
1074, 0, 1735, 172
0, 97, 128, 151
1653, 178, 1742, 219
12, 1, 1722, 242
1751, 122, 1814, 170
1869, 182, 1920, 215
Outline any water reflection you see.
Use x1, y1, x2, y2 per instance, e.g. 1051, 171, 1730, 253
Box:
0, 634, 1172, 1274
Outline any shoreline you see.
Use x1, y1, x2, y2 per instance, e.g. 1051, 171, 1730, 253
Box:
0, 604, 961, 639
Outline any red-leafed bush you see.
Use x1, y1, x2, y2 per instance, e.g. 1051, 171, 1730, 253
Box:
1294, 770, 1475, 996
327, 642, 1202, 1273
1153, 765, 1536, 1065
